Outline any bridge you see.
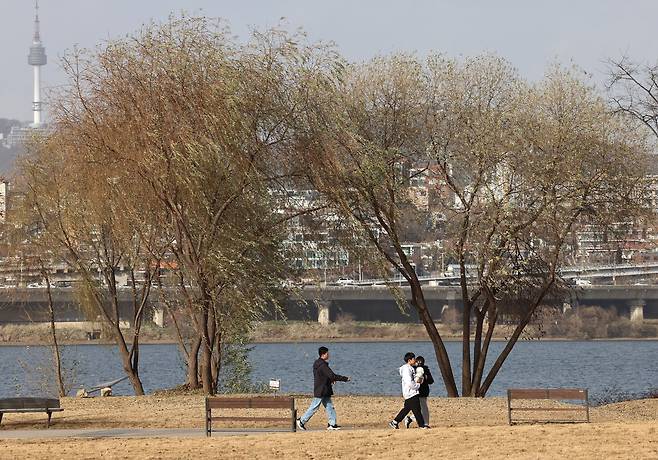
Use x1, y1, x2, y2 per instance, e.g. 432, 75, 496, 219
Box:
346, 263, 658, 286
0, 283, 655, 326
296, 285, 656, 324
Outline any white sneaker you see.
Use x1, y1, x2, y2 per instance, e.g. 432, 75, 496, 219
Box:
404, 416, 413, 428
327, 424, 341, 430
296, 418, 307, 431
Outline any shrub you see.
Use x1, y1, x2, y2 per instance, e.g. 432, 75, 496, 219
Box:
440, 307, 461, 334
334, 312, 355, 324
578, 306, 615, 338
607, 319, 633, 338
632, 323, 658, 338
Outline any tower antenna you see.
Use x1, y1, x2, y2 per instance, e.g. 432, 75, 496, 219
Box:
28, 0, 47, 126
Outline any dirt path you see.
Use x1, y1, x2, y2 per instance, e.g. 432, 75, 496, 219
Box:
0, 395, 655, 459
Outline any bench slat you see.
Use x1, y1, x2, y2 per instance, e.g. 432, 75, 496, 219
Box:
508, 389, 587, 400
249, 401, 293, 409
0, 398, 61, 410
511, 408, 587, 412
548, 389, 587, 400
211, 416, 291, 422
0, 408, 64, 413
511, 419, 587, 424
508, 389, 549, 399
207, 398, 293, 409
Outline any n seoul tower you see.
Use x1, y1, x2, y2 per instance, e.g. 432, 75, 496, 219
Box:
27, 0, 47, 127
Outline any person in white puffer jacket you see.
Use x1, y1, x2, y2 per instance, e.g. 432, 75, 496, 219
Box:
388, 352, 429, 429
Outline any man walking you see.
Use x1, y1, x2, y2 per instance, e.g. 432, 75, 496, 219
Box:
389, 352, 429, 429
297, 346, 350, 431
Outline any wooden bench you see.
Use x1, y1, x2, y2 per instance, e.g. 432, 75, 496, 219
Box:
205, 397, 296, 436
507, 388, 589, 425
0, 398, 64, 428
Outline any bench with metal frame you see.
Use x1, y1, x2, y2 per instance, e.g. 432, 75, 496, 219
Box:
507, 388, 589, 425
0, 397, 64, 428
205, 396, 297, 436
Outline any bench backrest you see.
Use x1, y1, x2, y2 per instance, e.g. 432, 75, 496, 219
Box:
508, 388, 588, 401
206, 397, 294, 410
0, 398, 61, 410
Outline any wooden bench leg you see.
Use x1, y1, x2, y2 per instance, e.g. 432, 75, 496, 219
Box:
292, 409, 297, 432
0, 412, 3, 426
46, 411, 52, 428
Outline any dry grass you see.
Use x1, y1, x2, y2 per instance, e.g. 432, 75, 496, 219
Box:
1, 423, 656, 460
0, 395, 657, 459
2, 320, 657, 345
251, 321, 441, 342
1, 394, 657, 430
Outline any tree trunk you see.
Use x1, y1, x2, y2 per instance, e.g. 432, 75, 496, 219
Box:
43, 272, 66, 397
211, 330, 222, 391
457, 219, 472, 397
187, 336, 202, 389
473, 308, 497, 396
470, 308, 485, 397
461, 299, 472, 396
113, 324, 145, 395
106, 280, 145, 396
479, 273, 556, 396
478, 306, 536, 396
409, 281, 459, 397
200, 306, 213, 394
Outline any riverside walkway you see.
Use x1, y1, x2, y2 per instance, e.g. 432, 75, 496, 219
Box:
0, 427, 314, 439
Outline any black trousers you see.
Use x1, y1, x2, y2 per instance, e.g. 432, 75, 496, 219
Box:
394, 394, 425, 427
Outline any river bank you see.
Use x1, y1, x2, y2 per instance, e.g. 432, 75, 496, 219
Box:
1, 320, 657, 345
0, 395, 656, 459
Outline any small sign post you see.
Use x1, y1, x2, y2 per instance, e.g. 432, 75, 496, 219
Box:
269, 379, 280, 396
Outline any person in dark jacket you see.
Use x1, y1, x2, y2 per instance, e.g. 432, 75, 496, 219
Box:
405, 355, 434, 428
297, 346, 350, 431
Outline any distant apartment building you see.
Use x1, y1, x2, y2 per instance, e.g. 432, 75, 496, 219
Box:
408, 163, 455, 213
400, 241, 443, 276
570, 158, 658, 263
5, 124, 49, 148
278, 189, 350, 272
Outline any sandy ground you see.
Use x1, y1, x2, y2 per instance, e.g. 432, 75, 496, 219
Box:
0, 395, 656, 459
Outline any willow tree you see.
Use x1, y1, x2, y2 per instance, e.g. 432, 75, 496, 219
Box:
16, 131, 169, 395
5, 198, 67, 397
48, 16, 325, 394
300, 54, 652, 396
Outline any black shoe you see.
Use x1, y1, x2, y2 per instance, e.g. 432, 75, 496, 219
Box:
404, 416, 413, 428
296, 418, 307, 431
389, 420, 399, 429
327, 424, 341, 430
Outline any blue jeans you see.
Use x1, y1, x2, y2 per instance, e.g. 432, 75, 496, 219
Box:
300, 396, 337, 426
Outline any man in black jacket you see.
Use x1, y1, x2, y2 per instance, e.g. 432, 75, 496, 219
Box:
297, 346, 350, 431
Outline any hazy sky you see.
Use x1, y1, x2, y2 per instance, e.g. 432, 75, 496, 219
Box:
1, 0, 658, 121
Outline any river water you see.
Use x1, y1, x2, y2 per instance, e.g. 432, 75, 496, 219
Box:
0, 340, 656, 401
